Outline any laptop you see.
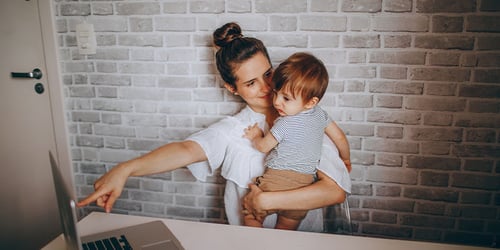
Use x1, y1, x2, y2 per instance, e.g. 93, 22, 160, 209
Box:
49, 151, 185, 250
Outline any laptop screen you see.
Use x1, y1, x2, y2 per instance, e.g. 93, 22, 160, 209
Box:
49, 151, 82, 250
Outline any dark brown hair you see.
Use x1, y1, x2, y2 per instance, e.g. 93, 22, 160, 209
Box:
213, 22, 271, 88
272, 52, 329, 102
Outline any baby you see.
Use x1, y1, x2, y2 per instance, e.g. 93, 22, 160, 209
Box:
244, 52, 351, 230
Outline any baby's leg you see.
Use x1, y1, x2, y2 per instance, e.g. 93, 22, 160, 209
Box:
243, 214, 263, 228
275, 215, 301, 230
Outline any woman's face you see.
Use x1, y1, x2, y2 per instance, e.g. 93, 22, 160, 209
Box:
226, 52, 274, 114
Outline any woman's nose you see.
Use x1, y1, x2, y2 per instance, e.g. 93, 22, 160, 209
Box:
260, 79, 271, 92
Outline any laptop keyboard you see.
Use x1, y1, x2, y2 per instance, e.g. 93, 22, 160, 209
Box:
82, 235, 133, 250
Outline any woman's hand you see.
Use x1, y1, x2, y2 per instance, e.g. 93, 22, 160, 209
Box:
243, 183, 266, 222
246, 171, 346, 212
77, 163, 131, 213
343, 159, 352, 173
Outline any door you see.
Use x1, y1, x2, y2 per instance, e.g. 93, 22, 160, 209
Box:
0, 1, 68, 249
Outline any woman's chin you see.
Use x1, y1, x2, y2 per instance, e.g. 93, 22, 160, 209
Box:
258, 99, 273, 108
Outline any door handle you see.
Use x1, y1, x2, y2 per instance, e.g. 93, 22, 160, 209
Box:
11, 68, 43, 79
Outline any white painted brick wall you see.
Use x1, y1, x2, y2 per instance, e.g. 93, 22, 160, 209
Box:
53, 0, 500, 247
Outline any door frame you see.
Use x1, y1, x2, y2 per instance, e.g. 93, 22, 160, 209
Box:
39, 0, 73, 191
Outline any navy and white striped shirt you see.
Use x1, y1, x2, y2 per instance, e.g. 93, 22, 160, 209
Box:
266, 105, 331, 175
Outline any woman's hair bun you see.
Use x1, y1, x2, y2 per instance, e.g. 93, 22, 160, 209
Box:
213, 22, 243, 48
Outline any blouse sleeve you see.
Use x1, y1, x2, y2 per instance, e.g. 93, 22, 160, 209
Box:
318, 134, 352, 194
185, 118, 233, 181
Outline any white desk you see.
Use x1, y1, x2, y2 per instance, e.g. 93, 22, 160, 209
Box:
43, 212, 489, 250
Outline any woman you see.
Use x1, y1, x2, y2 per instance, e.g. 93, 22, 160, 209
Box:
78, 22, 351, 232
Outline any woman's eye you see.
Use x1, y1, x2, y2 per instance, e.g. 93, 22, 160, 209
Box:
246, 80, 255, 87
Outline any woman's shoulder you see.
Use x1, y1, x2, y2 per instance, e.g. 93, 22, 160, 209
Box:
204, 106, 265, 131
232, 105, 266, 123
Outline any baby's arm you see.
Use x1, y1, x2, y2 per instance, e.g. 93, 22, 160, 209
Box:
325, 121, 351, 172
243, 123, 278, 153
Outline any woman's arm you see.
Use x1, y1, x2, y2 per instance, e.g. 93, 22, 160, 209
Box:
243, 170, 346, 219
325, 121, 351, 172
77, 140, 207, 212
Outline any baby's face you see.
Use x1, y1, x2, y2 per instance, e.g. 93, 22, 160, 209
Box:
272, 88, 309, 117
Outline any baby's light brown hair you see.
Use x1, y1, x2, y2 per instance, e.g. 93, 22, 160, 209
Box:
272, 52, 329, 103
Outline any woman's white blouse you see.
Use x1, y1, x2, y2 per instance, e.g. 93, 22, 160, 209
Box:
186, 106, 351, 232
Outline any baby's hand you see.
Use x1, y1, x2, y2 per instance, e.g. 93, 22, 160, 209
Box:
243, 123, 263, 140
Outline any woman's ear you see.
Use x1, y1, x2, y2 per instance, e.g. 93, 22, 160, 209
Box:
224, 83, 237, 95
304, 97, 319, 109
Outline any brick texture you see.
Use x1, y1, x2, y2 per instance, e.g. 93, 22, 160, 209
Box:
54, 0, 500, 248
